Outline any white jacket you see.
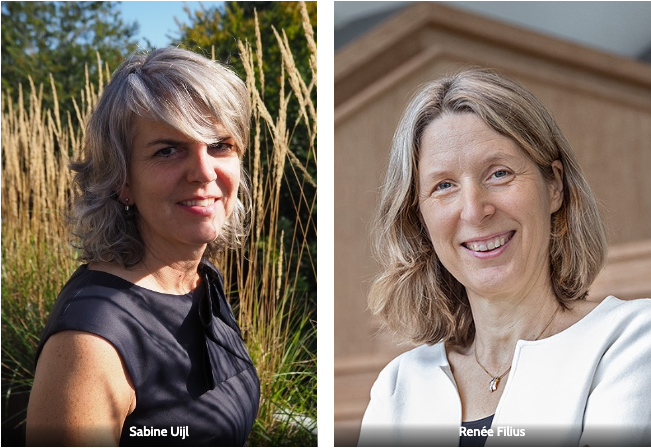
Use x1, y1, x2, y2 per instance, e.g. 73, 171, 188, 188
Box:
358, 296, 651, 446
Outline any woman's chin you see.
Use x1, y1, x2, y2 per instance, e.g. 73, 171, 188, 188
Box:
182, 229, 221, 247
463, 273, 520, 298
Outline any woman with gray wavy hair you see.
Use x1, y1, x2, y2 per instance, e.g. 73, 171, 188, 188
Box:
26, 47, 259, 446
358, 70, 651, 447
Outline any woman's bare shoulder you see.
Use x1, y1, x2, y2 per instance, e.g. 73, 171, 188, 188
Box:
40, 330, 134, 374
27, 330, 136, 445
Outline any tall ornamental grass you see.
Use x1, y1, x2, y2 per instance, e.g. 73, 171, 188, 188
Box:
1, 4, 316, 445
227, 6, 317, 445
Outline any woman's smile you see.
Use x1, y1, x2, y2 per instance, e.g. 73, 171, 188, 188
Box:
177, 196, 221, 216
461, 230, 515, 259
178, 197, 217, 207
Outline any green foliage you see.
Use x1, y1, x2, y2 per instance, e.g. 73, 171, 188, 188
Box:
173, 2, 315, 114
1, 1, 139, 123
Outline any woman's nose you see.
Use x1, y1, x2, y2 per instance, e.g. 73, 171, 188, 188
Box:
187, 146, 217, 184
459, 184, 495, 224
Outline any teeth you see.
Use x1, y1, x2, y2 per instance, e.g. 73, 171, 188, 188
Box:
466, 235, 510, 252
180, 198, 215, 207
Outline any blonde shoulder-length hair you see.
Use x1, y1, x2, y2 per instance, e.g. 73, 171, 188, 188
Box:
70, 47, 251, 267
369, 69, 607, 347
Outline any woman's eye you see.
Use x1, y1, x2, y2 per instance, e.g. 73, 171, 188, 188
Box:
435, 181, 453, 191
208, 142, 234, 153
155, 147, 178, 158
492, 169, 509, 179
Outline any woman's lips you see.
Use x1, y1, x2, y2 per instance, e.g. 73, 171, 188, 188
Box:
178, 198, 216, 207
462, 231, 515, 253
177, 197, 219, 217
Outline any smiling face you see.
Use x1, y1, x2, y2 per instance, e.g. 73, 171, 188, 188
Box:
418, 113, 564, 300
122, 116, 241, 258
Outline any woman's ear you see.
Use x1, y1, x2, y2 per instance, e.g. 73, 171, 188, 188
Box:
119, 183, 133, 207
549, 160, 564, 214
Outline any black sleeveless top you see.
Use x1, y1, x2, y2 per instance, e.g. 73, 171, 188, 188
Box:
35, 261, 259, 446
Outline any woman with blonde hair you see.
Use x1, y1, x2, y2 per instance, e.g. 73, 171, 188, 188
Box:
359, 69, 651, 446
26, 47, 258, 446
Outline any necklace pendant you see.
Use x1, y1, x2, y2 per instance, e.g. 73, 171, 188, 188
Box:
489, 376, 500, 392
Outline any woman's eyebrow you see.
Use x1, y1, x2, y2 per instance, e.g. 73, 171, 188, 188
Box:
146, 138, 189, 147
481, 152, 514, 164
420, 152, 516, 179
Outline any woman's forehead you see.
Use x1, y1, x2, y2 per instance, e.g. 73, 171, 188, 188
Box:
132, 114, 229, 143
421, 114, 513, 157
418, 114, 538, 177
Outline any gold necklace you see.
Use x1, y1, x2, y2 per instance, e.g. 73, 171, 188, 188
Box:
474, 306, 560, 393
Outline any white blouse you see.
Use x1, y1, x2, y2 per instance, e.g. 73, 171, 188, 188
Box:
358, 296, 651, 447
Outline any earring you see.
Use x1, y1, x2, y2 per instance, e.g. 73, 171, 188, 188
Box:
124, 197, 133, 219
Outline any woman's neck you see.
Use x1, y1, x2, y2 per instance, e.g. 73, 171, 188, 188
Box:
134, 249, 203, 295
467, 286, 561, 370
89, 249, 204, 295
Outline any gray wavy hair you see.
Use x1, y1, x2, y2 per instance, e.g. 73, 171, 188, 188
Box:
70, 47, 251, 267
369, 69, 607, 347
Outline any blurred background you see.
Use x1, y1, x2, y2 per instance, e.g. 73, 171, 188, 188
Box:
334, 2, 651, 445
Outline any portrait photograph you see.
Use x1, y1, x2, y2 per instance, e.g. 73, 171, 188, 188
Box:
334, 2, 651, 446
1, 1, 316, 446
